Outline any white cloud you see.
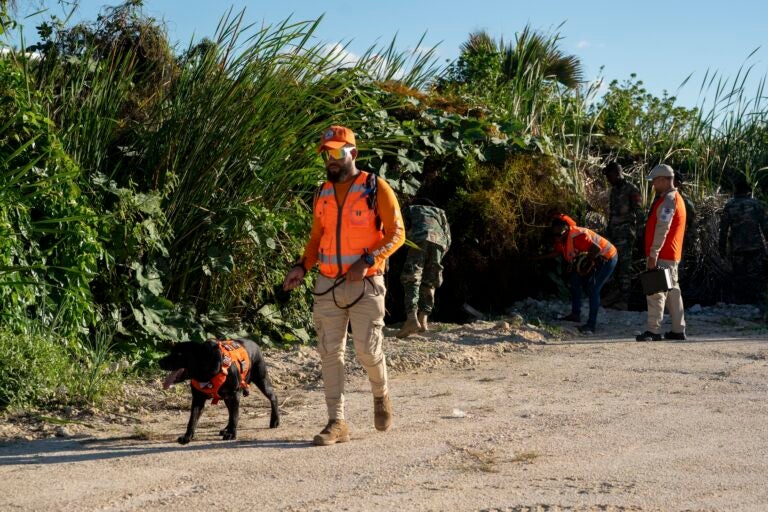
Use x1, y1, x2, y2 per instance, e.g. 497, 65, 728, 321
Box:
322, 42, 407, 81
323, 43, 360, 67
576, 40, 606, 51
1, 47, 42, 60
412, 45, 440, 57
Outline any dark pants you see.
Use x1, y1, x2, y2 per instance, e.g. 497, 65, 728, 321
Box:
730, 249, 767, 304
570, 255, 618, 329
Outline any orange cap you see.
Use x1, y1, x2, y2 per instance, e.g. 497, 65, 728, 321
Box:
554, 213, 577, 227
317, 125, 356, 152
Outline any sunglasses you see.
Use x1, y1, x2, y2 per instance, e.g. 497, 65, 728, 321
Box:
321, 146, 354, 161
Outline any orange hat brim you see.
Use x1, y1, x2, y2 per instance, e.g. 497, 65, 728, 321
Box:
317, 140, 348, 152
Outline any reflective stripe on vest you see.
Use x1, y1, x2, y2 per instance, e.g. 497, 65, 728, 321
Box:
191, 340, 250, 405
315, 171, 385, 278
564, 227, 617, 262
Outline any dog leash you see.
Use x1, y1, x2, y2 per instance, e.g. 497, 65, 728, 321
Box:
312, 274, 379, 310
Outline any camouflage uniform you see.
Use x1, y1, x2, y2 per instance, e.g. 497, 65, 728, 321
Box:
605, 179, 644, 305
677, 192, 697, 285
401, 205, 451, 315
681, 194, 696, 242
718, 194, 768, 304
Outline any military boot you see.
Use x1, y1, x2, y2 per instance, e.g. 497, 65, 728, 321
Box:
373, 394, 393, 431
417, 312, 429, 332
312, 419, 350, 446
396, 312, 421, 338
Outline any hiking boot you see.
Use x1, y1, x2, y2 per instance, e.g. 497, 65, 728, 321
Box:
397, 313, 421, 338
577, 324, 595, 334
373, 394, 393, 431
664, 331, 687, 341
559, 312, 581, 322
312, 419, 350, 446
635, 330, 662, 342
417, 312, 429, 332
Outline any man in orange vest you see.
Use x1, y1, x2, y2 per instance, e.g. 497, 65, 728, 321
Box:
282, 125, 405, 446
636, 164, 687, 342
546, 214, 618, 334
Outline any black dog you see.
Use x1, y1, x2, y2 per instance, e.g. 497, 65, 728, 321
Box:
159, 338, 280, 444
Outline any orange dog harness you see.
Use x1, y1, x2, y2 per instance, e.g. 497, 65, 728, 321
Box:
191, 339, 250, 404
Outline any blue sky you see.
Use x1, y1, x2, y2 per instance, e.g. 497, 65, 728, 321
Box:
12, 0, 768, 109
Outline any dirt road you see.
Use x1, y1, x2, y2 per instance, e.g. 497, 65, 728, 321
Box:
2, 312, 768, 511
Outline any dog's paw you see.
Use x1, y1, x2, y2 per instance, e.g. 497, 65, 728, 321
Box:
269, 416, 280, 429
177, 435, 192, 445
221, 431, 236, 441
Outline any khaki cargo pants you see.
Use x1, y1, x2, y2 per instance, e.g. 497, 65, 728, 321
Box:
313, 274, 388, 420
646, 259, 686, 334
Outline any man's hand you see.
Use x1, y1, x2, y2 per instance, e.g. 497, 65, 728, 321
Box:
647, 256, 657, 270
345, 258, 368, 282
283, 266, 305, 291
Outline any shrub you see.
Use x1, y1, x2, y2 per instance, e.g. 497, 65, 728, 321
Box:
0, 58, 103, 339
390, 152, 581, 320
0, 328, 78, 409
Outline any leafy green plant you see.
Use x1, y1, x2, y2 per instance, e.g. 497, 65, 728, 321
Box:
437, 24, 584, 135
594, 74, 699, 163
0, 327, 78, 409
0, 57, 103, 339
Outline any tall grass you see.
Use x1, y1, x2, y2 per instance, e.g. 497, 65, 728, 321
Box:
544, 77, 605, 199
354, 32, 442, 90
19, 6, 442, 330
0, 55, 103, 337
683, 56, 768, 194
141, 13, 367, 310
134, 11, 443, 318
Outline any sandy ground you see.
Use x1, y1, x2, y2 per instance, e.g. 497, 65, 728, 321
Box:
2, 302, 768, 512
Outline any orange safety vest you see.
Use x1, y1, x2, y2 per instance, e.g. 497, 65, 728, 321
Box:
191, 339, 250, 405
314, 171, 385, 278
564, 227, 617, 262
645, 191, 686, 261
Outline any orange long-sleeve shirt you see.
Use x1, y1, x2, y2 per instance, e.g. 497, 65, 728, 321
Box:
299, 172, 404, 271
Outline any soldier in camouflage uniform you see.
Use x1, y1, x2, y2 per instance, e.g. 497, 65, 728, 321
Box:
396, 198, 451, 338
674, 172, 696, 243
718, 179, 768, 304
602, 162, 644, 309
674, 171, 697, 286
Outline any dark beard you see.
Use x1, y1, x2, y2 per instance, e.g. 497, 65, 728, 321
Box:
326, 165, 351, 183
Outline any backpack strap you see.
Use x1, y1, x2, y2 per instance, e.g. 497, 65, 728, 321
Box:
364, 173, 382, 231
